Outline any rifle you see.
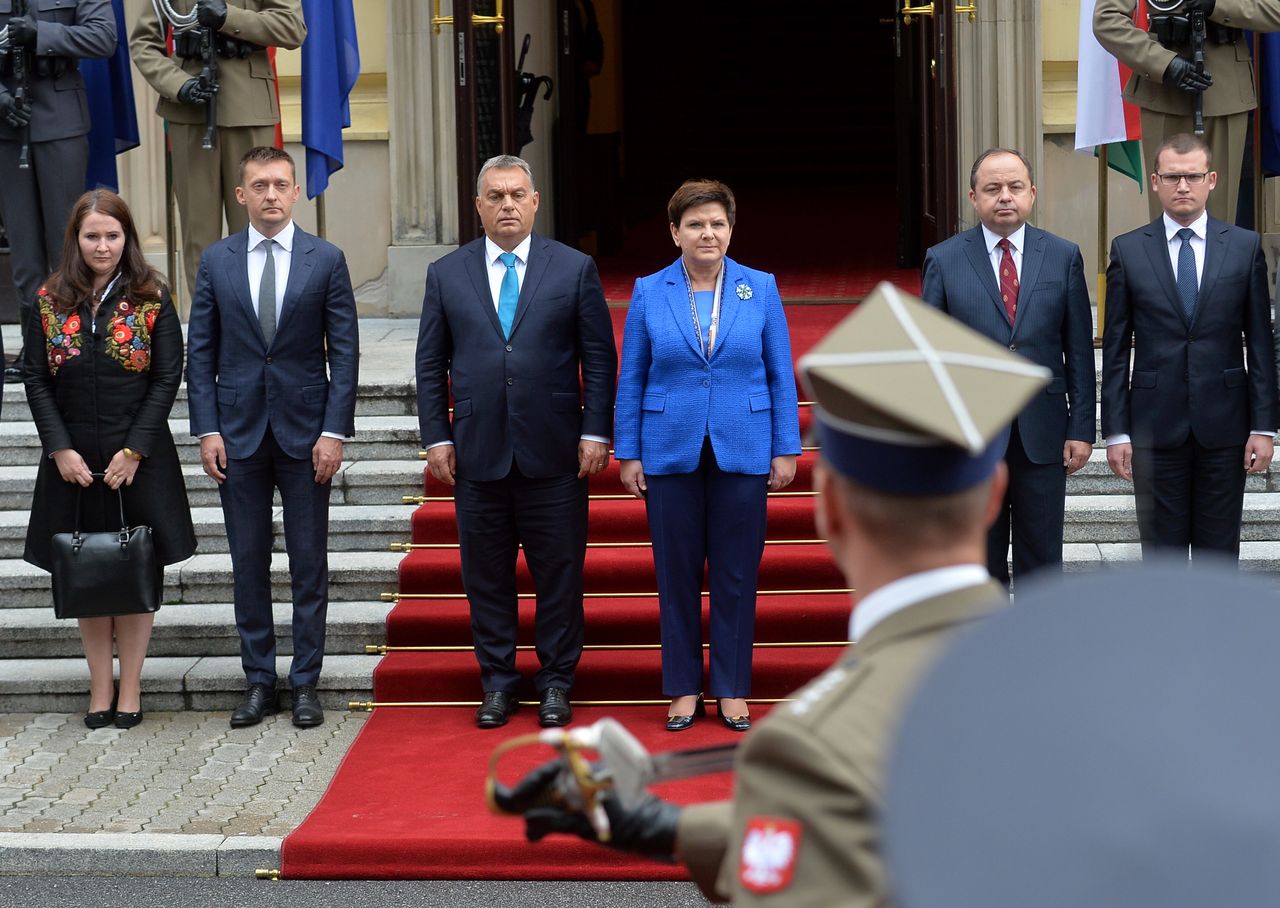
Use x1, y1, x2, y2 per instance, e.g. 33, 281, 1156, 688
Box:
197, 26, 217, 150
11, 0, 29, 169
1189, 5, 1207, 136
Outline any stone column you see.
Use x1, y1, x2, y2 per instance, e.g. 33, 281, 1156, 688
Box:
385, 0, 459, 315
954, 0, 1043, 230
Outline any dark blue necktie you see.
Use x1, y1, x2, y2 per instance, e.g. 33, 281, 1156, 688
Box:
1175, 227, 1198, 321
497, 252, 518, 339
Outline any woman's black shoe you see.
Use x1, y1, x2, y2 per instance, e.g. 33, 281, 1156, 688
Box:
84, 708, 115, 729
719, 700, 751, 733
113, 710, 144, 729
665, 696, 705, 732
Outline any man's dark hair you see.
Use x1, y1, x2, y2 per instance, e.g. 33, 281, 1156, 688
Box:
969, 148, 1035, 190
1153, 133, 1213, 173
239, 146, 296, 184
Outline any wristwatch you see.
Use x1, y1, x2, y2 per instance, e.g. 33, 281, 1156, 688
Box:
122, 447, 144, 461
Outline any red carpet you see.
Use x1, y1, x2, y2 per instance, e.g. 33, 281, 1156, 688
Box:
280, 304, 856, 880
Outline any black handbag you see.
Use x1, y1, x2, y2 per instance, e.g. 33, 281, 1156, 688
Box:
50, 474, 161, 619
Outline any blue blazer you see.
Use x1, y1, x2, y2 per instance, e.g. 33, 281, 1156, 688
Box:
186, 225, 360, 461
922, 224, 1096, 464
1101, 216, 1277, 448
614, 256, 801, 475
415, 234, 618, 481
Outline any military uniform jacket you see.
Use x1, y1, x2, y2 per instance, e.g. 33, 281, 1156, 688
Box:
0, 0, 114, 143
130, 0, 305, 127
1093, 0, 1280, 117
677, 580, 1005, 906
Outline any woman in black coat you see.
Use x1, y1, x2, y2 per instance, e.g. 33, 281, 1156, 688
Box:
23, 189, 196, 730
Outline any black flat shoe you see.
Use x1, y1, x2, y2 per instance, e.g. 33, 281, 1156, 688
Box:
84, 708, 115, 729
114, 710, 144, 729
290, 684, 325, 728
230, 683, 278, 728
665, 696, 706, 732
538, 687, 573, 728
719, 700, 751, 733
476, 690, 519, 729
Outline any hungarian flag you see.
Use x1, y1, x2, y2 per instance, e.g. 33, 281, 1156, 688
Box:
1075, 0, 1145, 187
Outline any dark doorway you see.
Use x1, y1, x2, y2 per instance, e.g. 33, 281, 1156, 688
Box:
556, 0, 932, 300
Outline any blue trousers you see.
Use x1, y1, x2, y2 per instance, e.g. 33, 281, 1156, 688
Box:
645, 440, 767, 699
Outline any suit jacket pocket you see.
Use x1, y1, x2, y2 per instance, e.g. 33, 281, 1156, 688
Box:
1130, 371, 1157, 390
217, 385, 237, 406
749, 392, 773, 412
551, 392, 580, 412
452, 398, 473, 420
641, 391, 666, 413
1031, 280, 1062, 293
301, 383, 329, 405
1224, 367, 1246, 388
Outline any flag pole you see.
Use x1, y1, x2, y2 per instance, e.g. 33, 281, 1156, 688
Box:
1096, 145, 1108, 346
316, 191, 327, 241
1255, 32, 1265, 235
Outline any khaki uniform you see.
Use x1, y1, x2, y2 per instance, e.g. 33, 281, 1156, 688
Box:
677, 580, 1005, 906
130, 0, 305, 303
1093, 0, 1280, 223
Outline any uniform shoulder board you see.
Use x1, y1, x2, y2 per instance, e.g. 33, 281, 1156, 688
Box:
787, 663, 853, 718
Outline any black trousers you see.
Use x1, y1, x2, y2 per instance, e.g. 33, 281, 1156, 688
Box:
1132, 437, 1246, 561
987, 421, 1066, 587
455, 464, 588, 694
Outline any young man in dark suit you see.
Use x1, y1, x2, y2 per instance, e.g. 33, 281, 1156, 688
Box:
921, 148, 1096, 588
1102, 132, 1276, 560
415, 154, 617, 729
187, 145, 359, 728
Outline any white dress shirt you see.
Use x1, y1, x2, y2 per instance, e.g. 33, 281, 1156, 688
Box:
247, 220, 293, 326
1105, 210, 1272, 446
850, 564, 990, 642
426, 234, 609, 448
980, 222, 1025, 286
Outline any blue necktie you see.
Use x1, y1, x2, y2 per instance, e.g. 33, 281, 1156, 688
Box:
497, 252, 519, 339
1175, 227, 1198, 321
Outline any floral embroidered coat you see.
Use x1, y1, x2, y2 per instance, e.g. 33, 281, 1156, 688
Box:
22, 283, 196, 573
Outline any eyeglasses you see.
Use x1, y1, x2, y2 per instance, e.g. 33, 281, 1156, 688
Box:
1156, 172, 1209, 186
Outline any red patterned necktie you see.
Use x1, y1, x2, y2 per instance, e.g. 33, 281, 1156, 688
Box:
997, 237, 1019, 323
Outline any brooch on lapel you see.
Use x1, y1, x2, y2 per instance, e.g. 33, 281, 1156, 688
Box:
736, 283, 753, 300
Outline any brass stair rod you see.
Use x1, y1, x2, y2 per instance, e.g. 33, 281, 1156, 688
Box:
382, 588, 853, 602
349, 696, 795, 711
365, 640, 848, 655
389, 538, 828, 552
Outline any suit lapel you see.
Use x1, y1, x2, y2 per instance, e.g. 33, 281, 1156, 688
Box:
1194, 217, 1230, 328
1141, 217, 1186, 327
709, 256, 744, 359
961, 227, 1007, 325
1011, 226, 1046, 338
464, 240, 505, 339
274, 227, 316, 342
662, 259, 707, 361
227, 231, 265, 351
510, 234, 551, 338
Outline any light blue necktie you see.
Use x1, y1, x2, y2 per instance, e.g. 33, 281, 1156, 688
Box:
1175, 227, 1198, 322
497, 252, 519, 339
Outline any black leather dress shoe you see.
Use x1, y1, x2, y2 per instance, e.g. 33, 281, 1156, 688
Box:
538, 687, 573, 728
665, 696, 706, 732
114, 710, 144, 729
291, 684, 325, 728
84, 708, 115, 729
719, 700, 752, 733
4, 364, 24, 384
229, 683, 278, 728
476, 690, 519, 729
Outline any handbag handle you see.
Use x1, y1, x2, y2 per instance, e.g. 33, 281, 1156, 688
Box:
73, 473, 131, 540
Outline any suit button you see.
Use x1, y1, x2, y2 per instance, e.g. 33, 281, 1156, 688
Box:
507, 378, 514, 385
1009, 344, 1017, 352
506, 345, 513, 352
703, 380, 710, 388
265, 357, 272, 364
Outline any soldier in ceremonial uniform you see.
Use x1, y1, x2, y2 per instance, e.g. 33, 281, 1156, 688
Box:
1093, 0, 1280, 224
130, 0, 305, 303
0, 0, 115, 380
498, 283, 1052, 906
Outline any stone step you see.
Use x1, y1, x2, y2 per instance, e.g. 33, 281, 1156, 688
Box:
0, 505, 412, 558
1062, 494, 1280, 543
0, 601, 391, 660
0, 416, 423, 467
1, 380, 419, 422
0, 653, 378, 713
1060, 540, 1280, 572
0, 550, 403, 609
0, 460, 424, 510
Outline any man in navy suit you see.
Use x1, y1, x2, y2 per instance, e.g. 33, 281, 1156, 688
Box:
187, 145, 359, 728
922, 148, 1096, 588
416, 155, 617, 730
1102, 132, 1276, 561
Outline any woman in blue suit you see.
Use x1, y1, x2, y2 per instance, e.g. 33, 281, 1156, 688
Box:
615, 180, 801, 732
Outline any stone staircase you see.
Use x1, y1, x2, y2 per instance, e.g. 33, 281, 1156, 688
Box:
0, 362, 420, 713
4, 337, 1280, 713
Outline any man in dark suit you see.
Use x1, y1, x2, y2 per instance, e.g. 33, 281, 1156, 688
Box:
415, 154, 617, 730
187, 145, 359, 728
1102, 132, 1276, 560
0, 0, 115, 381
922, 148, 1096, 588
